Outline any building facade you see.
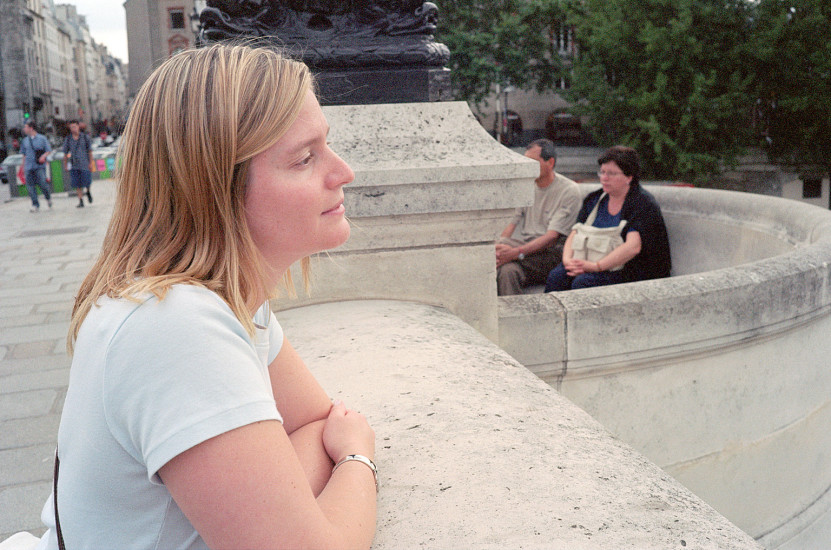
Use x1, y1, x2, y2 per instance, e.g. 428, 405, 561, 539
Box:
124, 0, 203, 98
0, 0, 128, 154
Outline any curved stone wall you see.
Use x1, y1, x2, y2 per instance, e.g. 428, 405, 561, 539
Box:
498, 186, 831, 548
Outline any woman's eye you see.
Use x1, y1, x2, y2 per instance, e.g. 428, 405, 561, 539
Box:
298, 153, 313, 166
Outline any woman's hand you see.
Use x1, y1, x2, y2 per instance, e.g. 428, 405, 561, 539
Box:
323, 401, 375, 463
564, 258, 600, 276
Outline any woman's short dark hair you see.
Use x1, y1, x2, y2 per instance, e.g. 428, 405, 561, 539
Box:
598, 145, 640, 187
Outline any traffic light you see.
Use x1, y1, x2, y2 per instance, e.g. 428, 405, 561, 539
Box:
23, 102, 30, 120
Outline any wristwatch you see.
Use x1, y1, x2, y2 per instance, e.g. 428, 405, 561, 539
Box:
517, 252, 525, 261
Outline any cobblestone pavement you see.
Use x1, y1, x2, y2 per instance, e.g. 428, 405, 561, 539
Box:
0, 181, 115, 539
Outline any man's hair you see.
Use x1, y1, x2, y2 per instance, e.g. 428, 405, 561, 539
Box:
24, 122, 37, 132
68, 42, 313, 351
67, 119, 79, 125
527, 138, 557, 162
598, 145, 641, 187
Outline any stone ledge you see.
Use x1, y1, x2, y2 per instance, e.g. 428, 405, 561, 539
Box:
276, 299, 760, 549
325, 101, 538, 217
499, 186, 831, 378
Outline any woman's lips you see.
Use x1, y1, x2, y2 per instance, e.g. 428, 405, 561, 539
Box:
322, 201, 344, 215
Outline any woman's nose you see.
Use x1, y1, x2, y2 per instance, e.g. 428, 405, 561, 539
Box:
327, 150, 354, 189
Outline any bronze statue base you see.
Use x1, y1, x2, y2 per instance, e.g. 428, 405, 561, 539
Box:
315, 66, 451, 105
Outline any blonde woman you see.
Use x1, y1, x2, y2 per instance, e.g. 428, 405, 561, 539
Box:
36, 43, 376, 550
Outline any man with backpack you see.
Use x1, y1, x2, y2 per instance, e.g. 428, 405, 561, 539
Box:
20, 122, 52, 212
63, 120, 95, 208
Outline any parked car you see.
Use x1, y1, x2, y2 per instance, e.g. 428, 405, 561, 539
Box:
0, 154, 23, 184
493, 110, 523, 147
545, 110, 583, 143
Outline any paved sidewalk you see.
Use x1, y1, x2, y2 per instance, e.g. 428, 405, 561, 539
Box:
0, 182, 116, 539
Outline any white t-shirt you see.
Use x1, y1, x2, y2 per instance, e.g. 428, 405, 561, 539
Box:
37, 285, 284, 550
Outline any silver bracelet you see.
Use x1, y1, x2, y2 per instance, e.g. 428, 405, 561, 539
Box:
332, 454, 378, 491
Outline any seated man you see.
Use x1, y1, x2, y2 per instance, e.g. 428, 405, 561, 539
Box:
496, 139, 581, 295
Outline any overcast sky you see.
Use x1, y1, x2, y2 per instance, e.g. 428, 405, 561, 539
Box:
61, 0, 129, 63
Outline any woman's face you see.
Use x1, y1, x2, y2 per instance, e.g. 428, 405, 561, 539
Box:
598, 161, 633, 197
245, 90, 354, 281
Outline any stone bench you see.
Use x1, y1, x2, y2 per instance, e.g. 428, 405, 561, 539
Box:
499, 187, 831, 547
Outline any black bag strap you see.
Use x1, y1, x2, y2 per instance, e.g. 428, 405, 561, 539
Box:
53, 450, 66, 550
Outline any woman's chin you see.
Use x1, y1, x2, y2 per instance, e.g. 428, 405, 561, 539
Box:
320, 223, 351, 253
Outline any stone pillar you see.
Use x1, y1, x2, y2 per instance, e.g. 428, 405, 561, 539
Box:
272, 101, 537, 342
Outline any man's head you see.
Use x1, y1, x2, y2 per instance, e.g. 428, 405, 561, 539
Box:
68, 119, 80, 135
23, 122, 37, 136
525, 138, 557, 184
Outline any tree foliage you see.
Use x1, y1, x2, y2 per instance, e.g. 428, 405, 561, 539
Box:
437, 0, 830, 182
752, 0, 831, 179
565, 0, 757, 180
436, 0, 569, 105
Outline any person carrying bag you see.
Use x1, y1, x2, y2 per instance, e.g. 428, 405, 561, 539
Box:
569, 192, 626, 271
545, 145, 671, 292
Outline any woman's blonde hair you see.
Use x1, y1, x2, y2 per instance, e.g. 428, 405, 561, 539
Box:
68, 42, 312, 352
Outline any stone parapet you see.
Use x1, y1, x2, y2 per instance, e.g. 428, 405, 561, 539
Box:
276, 299, 761, 550
499, 186, 831, 547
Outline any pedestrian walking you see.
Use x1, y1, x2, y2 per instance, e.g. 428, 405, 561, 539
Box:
63, 120, 94, 208
20, 122, 52, 212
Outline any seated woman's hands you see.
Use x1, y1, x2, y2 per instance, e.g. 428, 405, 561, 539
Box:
564, 258, 600, 276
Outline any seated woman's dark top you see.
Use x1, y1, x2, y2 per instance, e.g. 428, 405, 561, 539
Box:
578, 186, 671, 282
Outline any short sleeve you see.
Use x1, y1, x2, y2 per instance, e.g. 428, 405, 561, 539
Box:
103, 286, 282, 482
546, 186, 582, 235
510, 207, 525, 226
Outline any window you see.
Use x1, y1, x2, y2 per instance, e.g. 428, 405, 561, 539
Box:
169, 8, 185, 29
550, 23, 574, 55
803, 178, 822, 199
168, 35, 190, 57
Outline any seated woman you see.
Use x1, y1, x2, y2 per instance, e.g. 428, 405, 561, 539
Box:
35, 43, 377, 549
545, 145, 671, 291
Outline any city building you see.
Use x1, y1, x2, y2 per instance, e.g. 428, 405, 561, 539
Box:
0, 0, 128, 154
55, 2, 96, 123
124, 0, 204, 98
473, 21, 581, 147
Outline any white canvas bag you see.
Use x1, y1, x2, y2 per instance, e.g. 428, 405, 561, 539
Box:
570, 193, 626, 271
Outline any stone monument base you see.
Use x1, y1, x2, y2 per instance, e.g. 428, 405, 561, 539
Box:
315, 67, 451, 105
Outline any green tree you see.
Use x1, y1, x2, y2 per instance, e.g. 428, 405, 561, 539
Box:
436, 0, 569, 105
752, 0, 831, 180
566, 0, 757, 180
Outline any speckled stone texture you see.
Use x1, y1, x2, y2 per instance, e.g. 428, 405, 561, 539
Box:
277, 299, 761, 549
